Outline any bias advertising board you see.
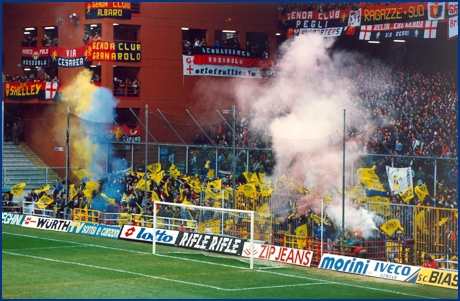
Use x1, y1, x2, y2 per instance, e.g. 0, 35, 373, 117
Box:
416, 267, 458, 289
319, 254, 420, 283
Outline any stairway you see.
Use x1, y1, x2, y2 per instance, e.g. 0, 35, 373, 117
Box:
2, 142, 60, 191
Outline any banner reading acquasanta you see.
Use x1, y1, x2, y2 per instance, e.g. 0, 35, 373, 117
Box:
85, 2, 132, 19
87, 40, 141, 61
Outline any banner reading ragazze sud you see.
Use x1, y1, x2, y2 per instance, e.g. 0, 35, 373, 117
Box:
319, 254, 420, 283
241, 242, 313, 267
182, 55, 262, 79
386, 166, 413, 196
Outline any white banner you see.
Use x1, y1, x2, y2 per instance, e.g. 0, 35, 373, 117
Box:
182, 55, 262, 79
119, 225, 178, 245
428, 2, 446, 20
319, 254, 420, 283
448, 15, 458, 38
241, 242, 313, 267
448, 2, 458, 16
386, 166, 413, 196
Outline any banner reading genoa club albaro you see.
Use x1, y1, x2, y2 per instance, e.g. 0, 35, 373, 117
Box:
182, 55, 262, 79
85, 2, 132, 19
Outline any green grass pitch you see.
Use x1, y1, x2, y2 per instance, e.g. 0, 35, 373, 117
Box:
2, 224, 457, 299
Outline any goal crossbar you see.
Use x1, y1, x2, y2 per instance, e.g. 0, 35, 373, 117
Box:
152, 201, 255, 269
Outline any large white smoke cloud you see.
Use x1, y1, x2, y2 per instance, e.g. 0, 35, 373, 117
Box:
230, 35, 384, 238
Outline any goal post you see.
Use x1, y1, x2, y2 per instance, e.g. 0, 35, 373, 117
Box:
152, 201, 255, 269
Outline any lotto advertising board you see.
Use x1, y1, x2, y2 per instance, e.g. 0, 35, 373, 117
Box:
2, 212, 26, 226
175, 231, 246, 256
241, 242, 313, 267
22, 216, 72, 232
319, 254, 420, 283
416, 267, 458, 290
67, 221, 121, 239
119, 225, 178, 245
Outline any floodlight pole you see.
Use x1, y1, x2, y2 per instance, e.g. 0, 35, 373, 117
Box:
342, 109, 346, 236
232, 105, 236, 209
65, 103, 70, 211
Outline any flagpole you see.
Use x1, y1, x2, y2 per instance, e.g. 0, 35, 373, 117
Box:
65, 103, 70, 216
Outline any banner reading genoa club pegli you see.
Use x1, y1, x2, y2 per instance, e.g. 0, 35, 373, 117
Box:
50, 46, 92, 68
183, 55, 262, 79
86, 40, 141, 62
22, 47, 49, 67
4, 82, 60, 100
85, 2, 132, 19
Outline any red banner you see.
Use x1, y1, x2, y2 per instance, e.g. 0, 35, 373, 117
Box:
120, 125, 141, 137
49, 46, 91, 67
193, 55, 260, 67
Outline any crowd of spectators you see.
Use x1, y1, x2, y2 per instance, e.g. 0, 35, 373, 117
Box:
22, 35, 58, 47
3, 72, 60, 84
113, 76, 140, 97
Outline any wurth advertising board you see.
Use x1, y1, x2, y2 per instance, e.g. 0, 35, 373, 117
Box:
319, 254, 420, 283
119, 225, 178, 245
22, 216, 72, 232
241, 242, 313, 267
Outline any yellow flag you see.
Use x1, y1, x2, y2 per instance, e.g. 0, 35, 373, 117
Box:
151, 171, 164, 184
137, 178, 147, 191
34, 184, 50, 194
207, 169, 215, 179
150, 190, 160, 202
37, 194, 54, 209
416, 210, 425, 227
163, 181, 169, 197
243, 172, 260, 184
208, 179, 222, 190
415, 184, 429, 202
101, 193, 115, 204
114, 126, 123, 141
438, 217, 449, 227
69, 184, 78, 201
147, 163, 161, 174
380, 219, 404, 236
259, 184, 272, 196
237, 184, 256, 197
169, 164, 181, 179
399, 185, 414, 203
295, 224, 307, 250
189, 178, 202, 193
10, 183, 26, 196
73, 169, 92, 180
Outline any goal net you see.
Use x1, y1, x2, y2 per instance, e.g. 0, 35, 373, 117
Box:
152, 201, 256, 269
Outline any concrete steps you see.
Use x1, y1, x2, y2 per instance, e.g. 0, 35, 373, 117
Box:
2, 142, 60, 191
